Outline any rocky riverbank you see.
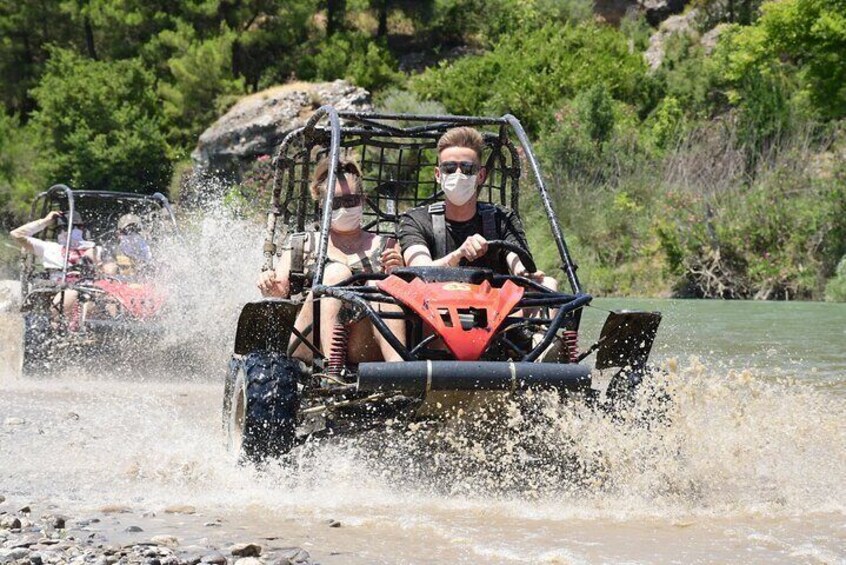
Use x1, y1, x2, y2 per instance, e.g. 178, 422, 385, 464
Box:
0, 499, 313, 565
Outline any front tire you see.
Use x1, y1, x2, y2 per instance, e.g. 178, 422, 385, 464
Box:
21, 312, 53, 377
223, 352, 301, 463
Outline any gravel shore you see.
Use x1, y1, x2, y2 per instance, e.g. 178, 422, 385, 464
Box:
0, 500, 313, 565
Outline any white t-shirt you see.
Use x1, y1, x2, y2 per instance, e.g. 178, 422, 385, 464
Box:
26, 237, 67, 269
25, 237, 94, 270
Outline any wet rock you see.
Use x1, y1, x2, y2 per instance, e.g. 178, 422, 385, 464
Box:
29, 552, 43, 565
0, 547, 30, 561
99, 505, 131, 514
17, 506, 30, 515
272, 548, 311, 565
325, 519, 341, 528
229, 543, 261, 557
0, 496, 5, 504
163, 505, 196, 515
233, 558, 261, 565
0, 516, 21, 530
43, 515, 65, 529
124, 526, 144, 533
202, 522, 220, 528
200, 551, 227, 564
150, 536, 179, 548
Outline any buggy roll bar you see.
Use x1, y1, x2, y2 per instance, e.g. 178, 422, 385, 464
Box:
263, 108, 583, 292
26, 184, 178, 287
262, 107, 588, 362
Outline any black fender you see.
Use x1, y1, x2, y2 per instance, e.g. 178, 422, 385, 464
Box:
234, 299, 302, 355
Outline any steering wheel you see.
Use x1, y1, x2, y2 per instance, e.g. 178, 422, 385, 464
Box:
485, 239, 537, 275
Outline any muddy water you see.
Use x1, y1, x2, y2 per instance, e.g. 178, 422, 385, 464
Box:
1, 209, 844, 563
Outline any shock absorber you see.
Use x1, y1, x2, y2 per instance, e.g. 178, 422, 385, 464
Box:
327, 321, 349, 378
563, 330, 579, 363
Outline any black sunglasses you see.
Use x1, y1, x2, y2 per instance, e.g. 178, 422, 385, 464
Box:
439, 161, 480, 175
331, 193, 364, 211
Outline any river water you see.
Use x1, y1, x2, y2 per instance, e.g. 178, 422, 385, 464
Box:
1, 220, 844, 563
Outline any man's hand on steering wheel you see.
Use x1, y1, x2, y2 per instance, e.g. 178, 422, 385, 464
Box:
455, 234, 489, 264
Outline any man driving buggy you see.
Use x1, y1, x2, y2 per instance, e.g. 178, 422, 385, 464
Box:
399, 126, 556, 290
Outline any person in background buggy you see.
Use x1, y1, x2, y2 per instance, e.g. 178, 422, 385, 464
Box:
10, 210, 102, 322
102, 213, 154, 277
257, 156, 406, 362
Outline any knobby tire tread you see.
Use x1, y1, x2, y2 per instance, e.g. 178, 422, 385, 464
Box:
241, 352, 300, 462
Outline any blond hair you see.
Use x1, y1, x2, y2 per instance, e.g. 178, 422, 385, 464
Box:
309, 157, 363, 201
437, 127, 485, 160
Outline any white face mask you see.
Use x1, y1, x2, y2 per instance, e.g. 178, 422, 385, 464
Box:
57, 228, 85, 248
441, 172, 478, 206
331, 205, 363, 233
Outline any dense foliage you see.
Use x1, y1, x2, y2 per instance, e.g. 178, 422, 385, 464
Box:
0, 0, 844, 299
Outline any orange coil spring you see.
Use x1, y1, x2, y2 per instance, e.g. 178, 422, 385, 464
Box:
327, 322, 349, 377
563, 330, 579, 363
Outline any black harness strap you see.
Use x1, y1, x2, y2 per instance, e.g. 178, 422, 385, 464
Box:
479, 203, 497, 242
428, 202, 446, 260
428, 202, 499, 261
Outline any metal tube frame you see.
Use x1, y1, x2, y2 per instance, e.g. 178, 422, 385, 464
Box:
261, 108, 590, 368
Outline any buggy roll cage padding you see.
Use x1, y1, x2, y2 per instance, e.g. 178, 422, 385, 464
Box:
261, 108, 587, 364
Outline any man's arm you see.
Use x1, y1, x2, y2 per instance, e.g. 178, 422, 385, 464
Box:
404, 235, 490, 268
10, 211, 61, 253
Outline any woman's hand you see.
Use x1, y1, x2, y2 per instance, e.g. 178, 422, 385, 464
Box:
257, 269, 288, 297
380, 240, 404, 274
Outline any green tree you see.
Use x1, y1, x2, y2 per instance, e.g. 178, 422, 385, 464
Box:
717, 0, 846, 119
0, 0, 80, 115
158, 24, 245, 149
413, 22, 647, 135
29, 49, 172, 193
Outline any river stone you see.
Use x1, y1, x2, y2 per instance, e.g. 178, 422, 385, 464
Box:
191, 80, 372, 176
163, 505, 195, 515
229, 543, 261, 557
43, 515, 65, 529
150, 536, 178, 548
0, 516, 20, 529
0, 547, 30, 560
99, 505, 130, 514
124, 526, 143, 533
0, 496, 5, 504
200, 551, 227, 564
272, 547, 312, 565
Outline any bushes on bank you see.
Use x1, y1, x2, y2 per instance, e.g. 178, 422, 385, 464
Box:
30, 49, 173, 194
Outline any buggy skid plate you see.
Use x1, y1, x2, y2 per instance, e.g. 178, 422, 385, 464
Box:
357, 361, 591, 395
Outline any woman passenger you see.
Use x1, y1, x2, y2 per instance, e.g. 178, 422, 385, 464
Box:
257, 157, 405, 363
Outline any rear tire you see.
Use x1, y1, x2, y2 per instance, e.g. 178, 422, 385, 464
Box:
223, 352, 301, 463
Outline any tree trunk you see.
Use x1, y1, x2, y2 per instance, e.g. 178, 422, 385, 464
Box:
376, 0, 388, 38
326, 0, 346, 36
84, 17, 97, 60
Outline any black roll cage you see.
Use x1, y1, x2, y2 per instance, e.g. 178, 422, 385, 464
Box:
263, 107, 590, 366
24, 184, 177, 287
